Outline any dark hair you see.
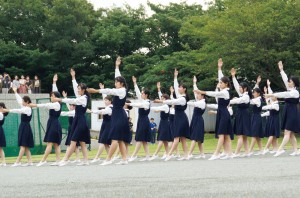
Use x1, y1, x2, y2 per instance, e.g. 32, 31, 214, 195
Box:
126, 99, 133, 110
150, 118, 154, 120
162, 93, 170, 100
51, 91, 61, 104
0, 102, 8, 116
78, 83, 90, 103
289, 76, 299, 88
252, 88, 262, 96
115, 76, 128, 90
23, 96, 32, 104
105, 95, 113, 102
143, 89, 150, 99
240, 82, 253, 98
179, 83, 190, 102
220, 76, 231, 88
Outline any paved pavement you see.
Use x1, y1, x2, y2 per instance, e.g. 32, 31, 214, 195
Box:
1, 153, 300, 198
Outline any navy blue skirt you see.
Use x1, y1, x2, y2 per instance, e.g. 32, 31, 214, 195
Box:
18, 122, 34, 148
71, 115, 90, 144
190, 115, 205, 143
233, 108, 251, 136
250, 113, 264, 138
0, 127, 6, 147
265, 115, 280, 138
98, 120, 112, 145
281, 103, 300, 133
44, 117, 62, 145
109, 108, 131, 143
173, 111, 190, 138
215, 108, 233, 138
135, 116, 151, 142
157, 119, 173, 142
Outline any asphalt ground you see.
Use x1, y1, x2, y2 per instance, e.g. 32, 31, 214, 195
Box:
1, 152, 300, 198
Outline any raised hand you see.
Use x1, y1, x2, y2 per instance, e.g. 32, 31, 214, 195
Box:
62, 91, 67, 98
53, 74, 58, 83
99, 83, 104, 89
157, 82, 161, 91
170, 86, 174, 93
230, 68, 236, 77
193, 76, 197, 84
263, 86, 268, 94
218, 58, 223, 69
174, 68, 178, 78
132, 76, 137, 84
70, 68, 76, 79
278, 61, 283, 71
115, 56, 122, 68
256, 75, 261, 85
267, 79, 271, 87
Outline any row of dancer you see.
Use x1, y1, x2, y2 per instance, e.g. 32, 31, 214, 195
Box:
0, 58, 299, 166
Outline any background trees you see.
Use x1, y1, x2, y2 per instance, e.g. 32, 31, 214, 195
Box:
1, 0, 299, 97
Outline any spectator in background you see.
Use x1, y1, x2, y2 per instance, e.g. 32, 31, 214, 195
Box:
25, 76, 33, 94
12, 75, 20, 91
33, 75, 41, 93
150, 118, 157, 144
0, 75, 3, 93
2, 73, 11, 94
19, 75, 27, 94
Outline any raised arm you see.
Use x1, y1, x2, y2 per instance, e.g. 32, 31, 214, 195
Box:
253, 75, 261, 89
132, 76, 142, 100
99, 83, 107, 99
193, 76, 199, 101
218, 58, 224, 81
157, 82, 162, 100
187, 100, 206, 109
115, 56, 122, 78
99, 88, 126, 99
52, 74, 58, 92
12, 87, 23, 107
231, 68, 242, 96
70, 69, 79, 98
174, 69, 180, 98
278, 61, 289, 90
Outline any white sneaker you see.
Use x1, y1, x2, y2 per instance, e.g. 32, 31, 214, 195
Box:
274, 150, 285, 157
113, 155, 120, 161
11, 162, 21, 167
208, 155, 220, 161
100, 160, 113, 166
177, 157, 187, 161
58, 160, 69, 167
90, 158, 100, 163
139, 157, 150, 162
164, 155, 172, 162
21, 163, 34, 167
247, 152, 253, 157
175, 154, 181, 159
187, 154, 193, 160
219, 152, 226, 157
36, 161, 47, 167
50, 161, 59, 166
262, 149, 269, 155
128, 156, 137, 162
254, 151, 262, 156
160, 154, 167, 160
148, 155, 158, 161
269, 150, 277, 154
77, 161, 89, 166
115, 160, 128, 165
0, 163, 7, 167
220, 155, 231, 160
231, 153, 240, 158
289, 151, 298, 156
71, 159, 81, 164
